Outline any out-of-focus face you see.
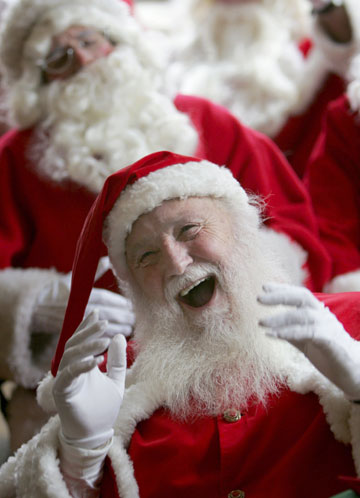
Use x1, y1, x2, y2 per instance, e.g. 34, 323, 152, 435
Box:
125, 197, 235, 313
41, 24, 115, 82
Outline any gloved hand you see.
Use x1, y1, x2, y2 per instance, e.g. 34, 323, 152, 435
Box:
258, 282, 360, 401
32, 256, 135, 337
53, 310, 127, 449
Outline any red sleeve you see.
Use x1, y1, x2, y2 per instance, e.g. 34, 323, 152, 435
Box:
304, 95, 360, 279
0, 128, 34, 268
175, 94, 331, 291
274, 73, 345, 178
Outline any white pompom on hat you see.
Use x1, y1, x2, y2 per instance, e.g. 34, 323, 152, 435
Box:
50, 150, 260, 377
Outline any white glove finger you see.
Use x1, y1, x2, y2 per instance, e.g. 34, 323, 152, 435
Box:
60, 337, 110, 370
54, 357, 102, 394
259, 308, 316, 329
263, 323, 314, 342
86, 305, 135, 327
65, 312, 107, 349
101, 322, 133, 338
107, 334, 127, 389
88, 288, 133, 310
259, 282, 321, 309
94, 256, 111, 282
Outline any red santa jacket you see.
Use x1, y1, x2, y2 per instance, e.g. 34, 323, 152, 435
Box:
99, 292, 360, 498
274, 72, 345, 179
304, 94, 360, 286
273, 37, 346, 179
0, 95, 329, 284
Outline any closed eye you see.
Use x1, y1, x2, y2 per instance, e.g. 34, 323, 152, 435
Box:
178, 224, 201, 241
138, 250, 158, 267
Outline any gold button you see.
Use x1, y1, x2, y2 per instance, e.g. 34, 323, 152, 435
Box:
228, 490, 245, 498
223, 409, 241, 423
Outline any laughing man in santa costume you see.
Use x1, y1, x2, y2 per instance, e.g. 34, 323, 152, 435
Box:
0, 151, 359, 497
303, 50, 360, 293
150, 0, 360, 177
0, 0, 332, 451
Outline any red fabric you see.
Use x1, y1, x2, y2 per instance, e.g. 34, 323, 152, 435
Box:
0, 129, 97, 271
100, 291, 360, 498
304, 95, 360, 280
124, 392, 355, 498
274, 73, 345, 178
338, 477, 360, 495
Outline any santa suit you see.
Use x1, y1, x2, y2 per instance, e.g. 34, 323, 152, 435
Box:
0, 94, 331, 389
139, 0, 359, 178
1, 292, 360, 497
304, 94, 360, 292
273, 4, 359, 179
273, 66, 345, 178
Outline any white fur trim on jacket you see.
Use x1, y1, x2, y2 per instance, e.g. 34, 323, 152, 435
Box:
324, 269, 360, 293
37, 371, 58, 414
4, 360, 360, 497
0, 267, 63, 388
259, 227, 308, 286
104, 160, 260, 278
0, 416, 72, 498
105, 360, 360, 497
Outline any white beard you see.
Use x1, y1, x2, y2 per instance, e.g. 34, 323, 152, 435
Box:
126, 224, 307, 420
28, 48, 198, 193
169, 2, 310, 136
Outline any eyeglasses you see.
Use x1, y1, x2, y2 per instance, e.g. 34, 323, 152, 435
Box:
39, 45, 77, 77
37, 28, 116, 82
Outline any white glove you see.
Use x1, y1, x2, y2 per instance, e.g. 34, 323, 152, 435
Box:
53, 310, 127, 449
258, 282, 360, 401
32, 257, 135, 337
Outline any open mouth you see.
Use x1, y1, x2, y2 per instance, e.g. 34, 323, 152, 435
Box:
178, 276, 216, 308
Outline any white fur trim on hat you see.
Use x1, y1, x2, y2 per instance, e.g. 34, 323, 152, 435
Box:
104, 160, 260, 277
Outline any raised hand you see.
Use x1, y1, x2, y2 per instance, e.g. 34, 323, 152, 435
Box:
53, 310, 127, 449
258, 282, 360, 401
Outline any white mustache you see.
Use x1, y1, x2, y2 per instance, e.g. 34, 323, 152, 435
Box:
164, 263, 221, 301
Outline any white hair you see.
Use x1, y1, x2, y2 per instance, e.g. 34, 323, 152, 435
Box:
24, 46, 197, 193
167, 0, 312, 136
0, 0, 162, 128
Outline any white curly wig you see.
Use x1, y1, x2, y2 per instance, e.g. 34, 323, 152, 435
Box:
0, 0, 138, 127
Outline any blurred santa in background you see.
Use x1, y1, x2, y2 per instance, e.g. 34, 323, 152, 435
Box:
136, 0, 360, 177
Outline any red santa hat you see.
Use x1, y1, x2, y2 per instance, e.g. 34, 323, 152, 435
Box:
0, 0, 134, 84
50, 150, 260, 376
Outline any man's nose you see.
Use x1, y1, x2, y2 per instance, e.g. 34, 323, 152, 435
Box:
162, 238, 193, 277
70, 44, 95, 66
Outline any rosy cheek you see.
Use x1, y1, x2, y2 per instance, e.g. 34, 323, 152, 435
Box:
193, 238, 222, 260
138, 270, 161, 297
